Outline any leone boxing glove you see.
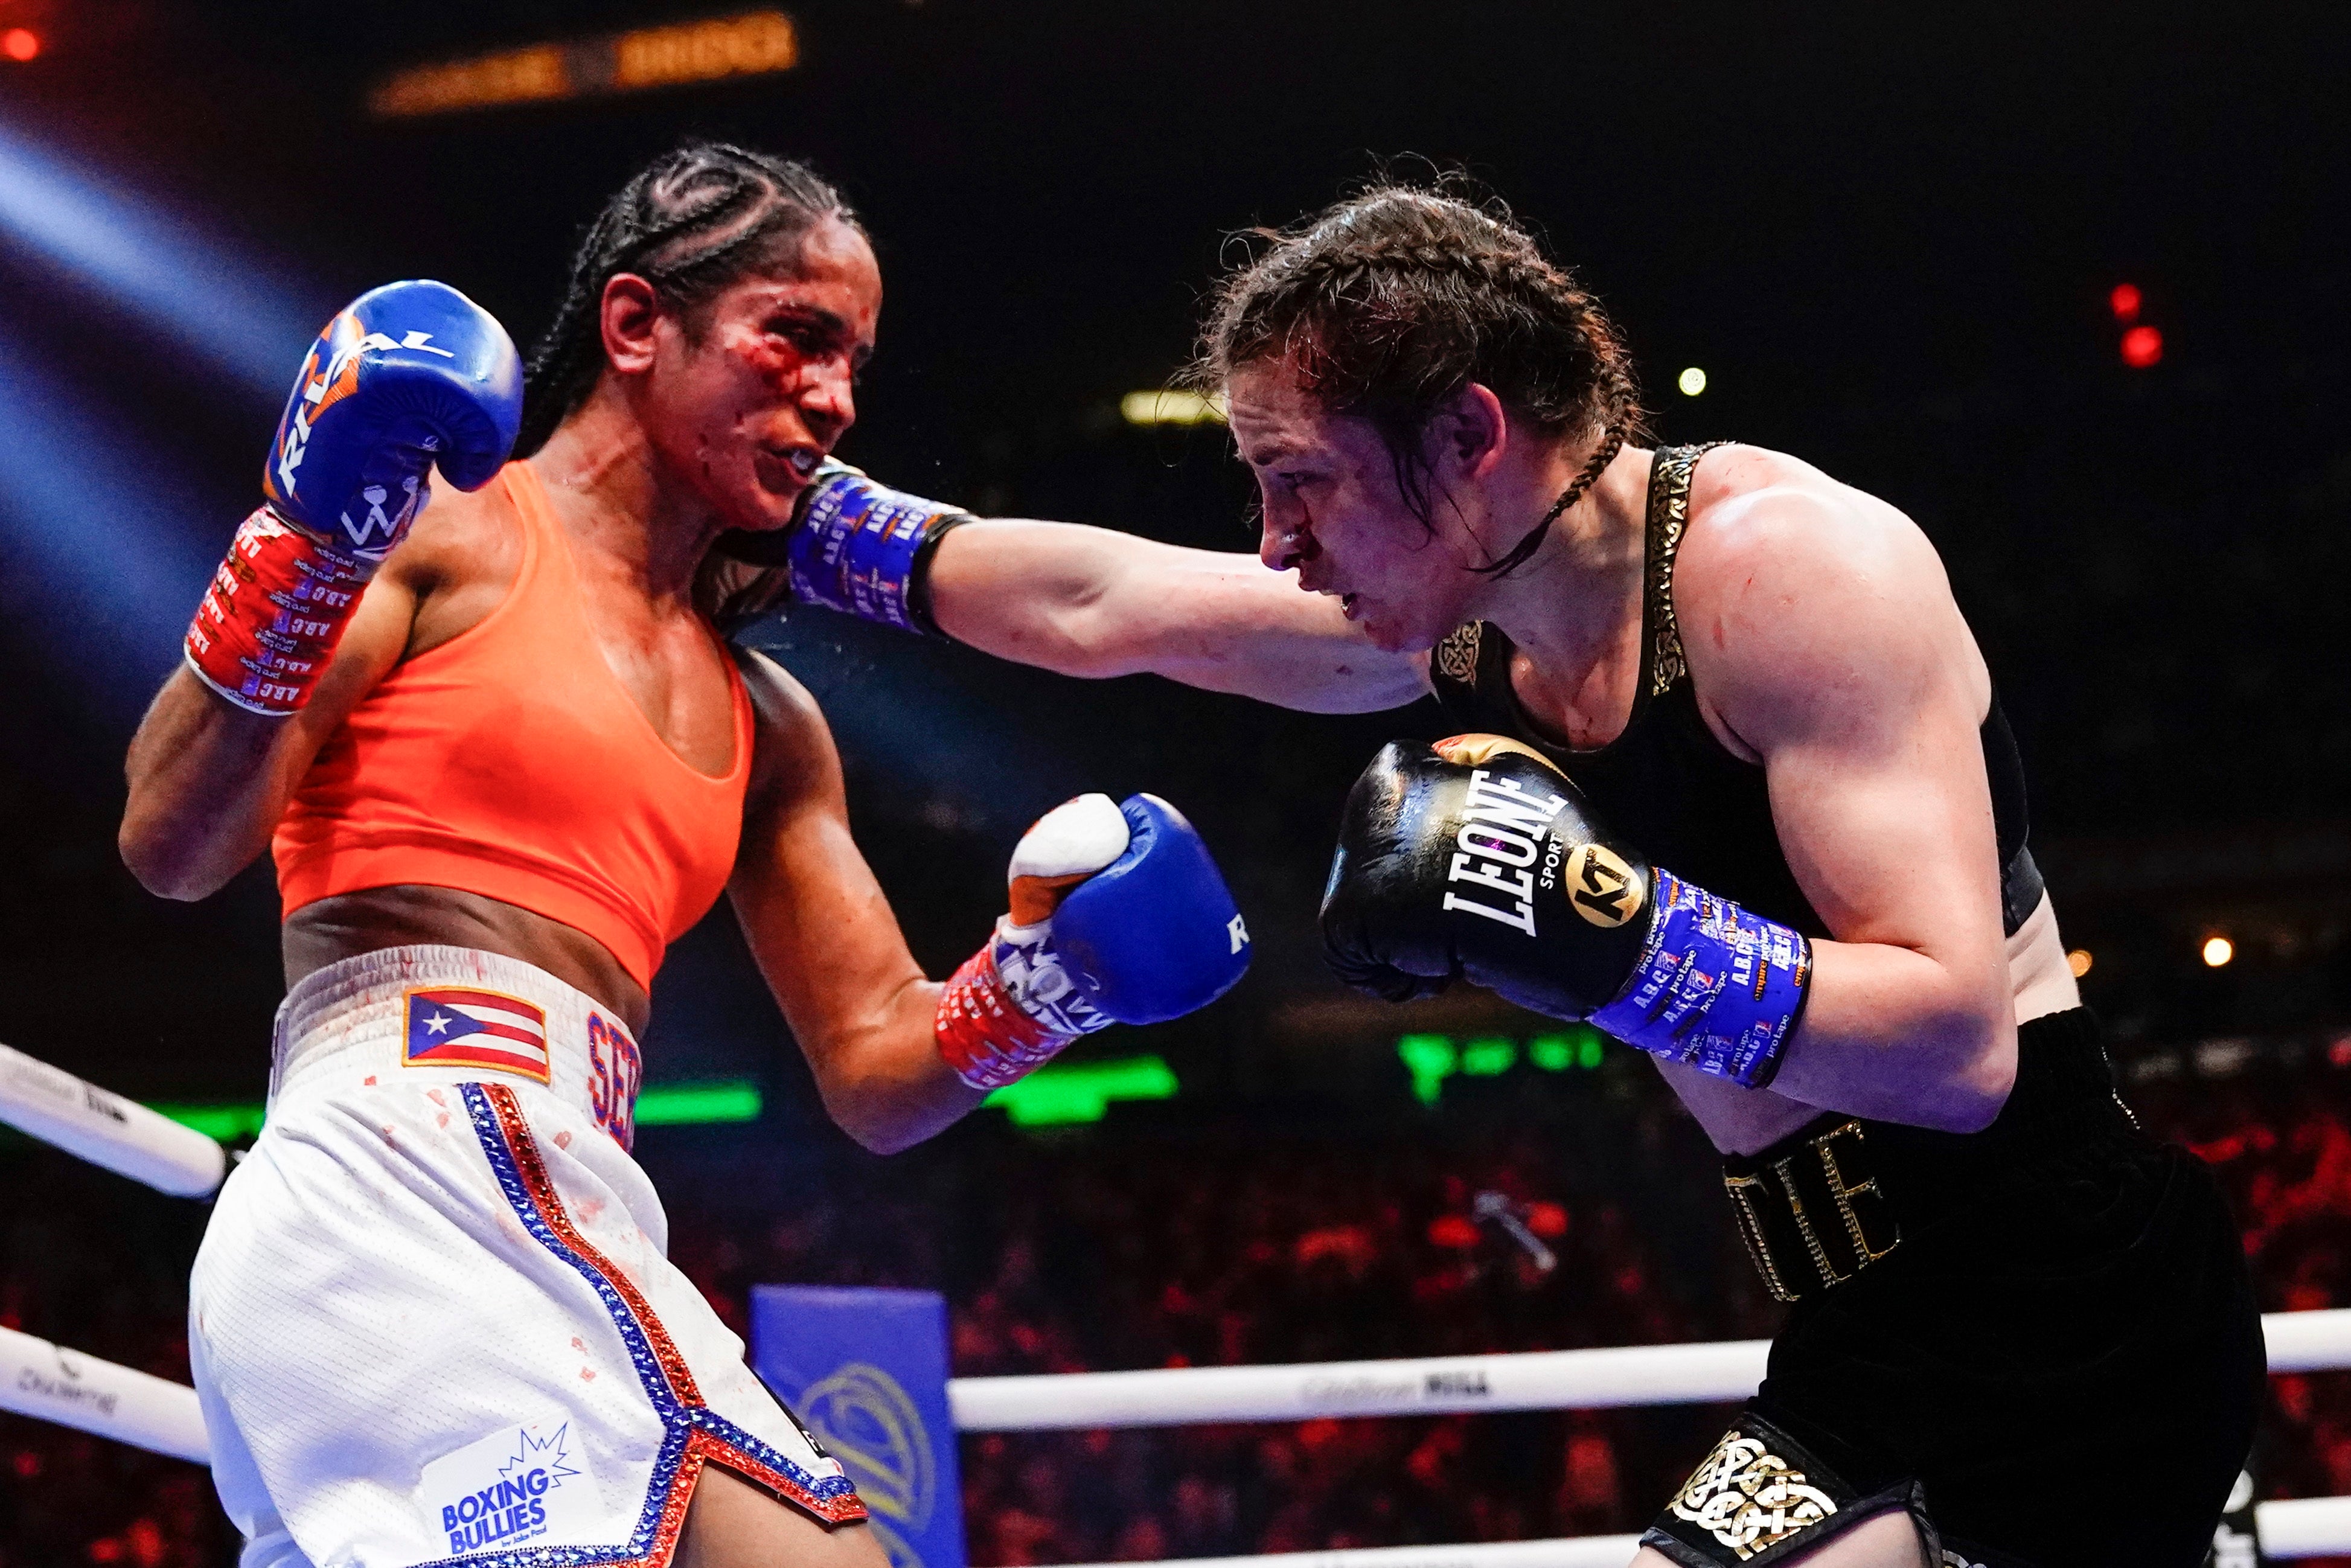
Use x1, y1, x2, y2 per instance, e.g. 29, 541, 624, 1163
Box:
185, 280, 523, 714
1321, 735, 1811, 1089
936, 793, 1251, 1089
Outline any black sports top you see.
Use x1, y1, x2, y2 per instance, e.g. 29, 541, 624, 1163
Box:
1428, 444, 2044, 941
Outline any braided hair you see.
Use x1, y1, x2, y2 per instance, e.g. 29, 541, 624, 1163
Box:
1196, 184, 1648, 577
516, 140, 861, 458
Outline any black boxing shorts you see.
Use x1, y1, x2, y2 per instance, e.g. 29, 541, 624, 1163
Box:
1643, 1009, 2266, 1568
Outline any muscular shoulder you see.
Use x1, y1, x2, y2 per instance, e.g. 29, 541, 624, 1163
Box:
380, 470, 522, 598
378, 469, 525, 656
1671, 446, 1987, 754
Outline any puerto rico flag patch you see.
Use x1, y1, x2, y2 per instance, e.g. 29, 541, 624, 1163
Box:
403, 987, 551, 1082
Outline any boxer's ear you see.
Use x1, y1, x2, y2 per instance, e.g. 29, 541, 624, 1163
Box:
1427, 382, 1511, 481
598, 273, 665, 376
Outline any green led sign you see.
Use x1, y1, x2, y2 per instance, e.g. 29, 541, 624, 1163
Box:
636, 1080, 763, 1126
147, 1080, 766, 1140
982, 1055, 1179, 1127
1398, 1027, 1605, 1104
149, 1102, 266, 1142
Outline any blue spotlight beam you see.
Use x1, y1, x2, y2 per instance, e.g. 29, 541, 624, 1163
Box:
0, 118, 327, 405
0, 334, 225, 732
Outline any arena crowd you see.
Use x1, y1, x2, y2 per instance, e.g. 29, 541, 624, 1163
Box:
7, 1038, 2351, 1566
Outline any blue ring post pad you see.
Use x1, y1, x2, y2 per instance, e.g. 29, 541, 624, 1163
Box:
784, 467, 967, 633
1587, 869, 1811, 1088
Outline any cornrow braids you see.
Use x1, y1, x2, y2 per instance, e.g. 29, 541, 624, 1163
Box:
1194, 183, 1649, 576
515, 139, 862, 457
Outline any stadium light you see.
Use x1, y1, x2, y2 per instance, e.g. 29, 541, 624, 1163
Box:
0, 335, 223, 731
0, 117, 323, 403
1677, 366, 1707, 397
1120, 389, 1225, 427
2202, 935, 2235, 968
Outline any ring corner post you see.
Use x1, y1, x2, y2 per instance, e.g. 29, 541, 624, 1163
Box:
750, 1285, 967, 1568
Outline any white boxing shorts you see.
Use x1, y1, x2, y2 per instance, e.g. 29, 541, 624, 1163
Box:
190, 945, 864, 1567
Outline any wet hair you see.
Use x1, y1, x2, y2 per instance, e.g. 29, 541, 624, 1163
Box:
1196, 182, 1648, 576
516, 139, 861, 458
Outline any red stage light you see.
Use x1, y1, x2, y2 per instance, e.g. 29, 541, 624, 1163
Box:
2108, 283, 2143, 323
2121, 324, 2164, 369
1427, 1214, 1479, 1250
1, 29, 39, 62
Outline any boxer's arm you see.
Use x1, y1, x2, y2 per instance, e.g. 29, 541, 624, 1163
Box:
1678, 488, 2017, 1133
727, 650, 981, 1154
924, 520, 1431, 714
119, 558, 421, 900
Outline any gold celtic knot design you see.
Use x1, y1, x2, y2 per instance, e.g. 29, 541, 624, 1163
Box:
1669, 1430, 1841, 1561
1434, 622, 1483, 684
1642, 443, 1726, 699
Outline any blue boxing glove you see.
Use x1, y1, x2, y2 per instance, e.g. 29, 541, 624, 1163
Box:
187, 280, 523, 713
261, 278, 523, 556
935, 793, 1252, 1088
1053, 795, 1254, 1025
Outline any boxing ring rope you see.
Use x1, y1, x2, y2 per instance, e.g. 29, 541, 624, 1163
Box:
0, 1323, 212, 1464
8, 1035, 2351, 1558
0, 1040, 228, 1198
953, 1308, 2351, 1429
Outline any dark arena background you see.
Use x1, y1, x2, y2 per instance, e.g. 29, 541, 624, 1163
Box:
4, 2, 2350, 1564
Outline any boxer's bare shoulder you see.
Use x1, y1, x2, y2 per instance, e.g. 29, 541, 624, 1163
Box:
1668, 443, 1989, 763
386, 470, 526, 659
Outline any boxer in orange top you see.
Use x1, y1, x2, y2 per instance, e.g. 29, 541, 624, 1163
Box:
120, 142, 1246, 1568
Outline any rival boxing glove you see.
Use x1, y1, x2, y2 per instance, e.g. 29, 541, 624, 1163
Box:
936, 793, 1251, 1089
1321, 735, 1810, 1089
185, 280, 523, 714
718, 460, 973, 637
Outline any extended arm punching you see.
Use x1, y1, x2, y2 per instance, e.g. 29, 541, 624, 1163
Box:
717, 463, 1428, 714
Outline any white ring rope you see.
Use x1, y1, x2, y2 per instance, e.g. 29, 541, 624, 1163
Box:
0, 1040, 226, 1198
949, 1340, 1776, 1431
0, 1323, 210, 1464
5, 1046, 2350, 1557
948, 1308, 2351, 1430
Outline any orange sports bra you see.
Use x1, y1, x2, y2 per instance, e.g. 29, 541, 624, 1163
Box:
273, 462, 755, 990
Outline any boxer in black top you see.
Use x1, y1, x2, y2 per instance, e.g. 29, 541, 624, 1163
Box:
738, 184, 2263, 1567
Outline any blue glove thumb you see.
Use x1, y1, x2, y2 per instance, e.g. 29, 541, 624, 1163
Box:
1050, 795, 1252, 1026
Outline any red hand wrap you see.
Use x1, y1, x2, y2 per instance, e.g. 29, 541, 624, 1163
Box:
935, 942, 1075, 1090
184, 507, 373, 715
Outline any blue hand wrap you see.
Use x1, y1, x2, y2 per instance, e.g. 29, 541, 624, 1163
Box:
1050, 795, 1253, 1025
1587, 869, 1810, 1088
785, 465, 970, 635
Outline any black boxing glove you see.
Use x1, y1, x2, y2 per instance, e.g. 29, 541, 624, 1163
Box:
1320, 735, 1811, 1088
